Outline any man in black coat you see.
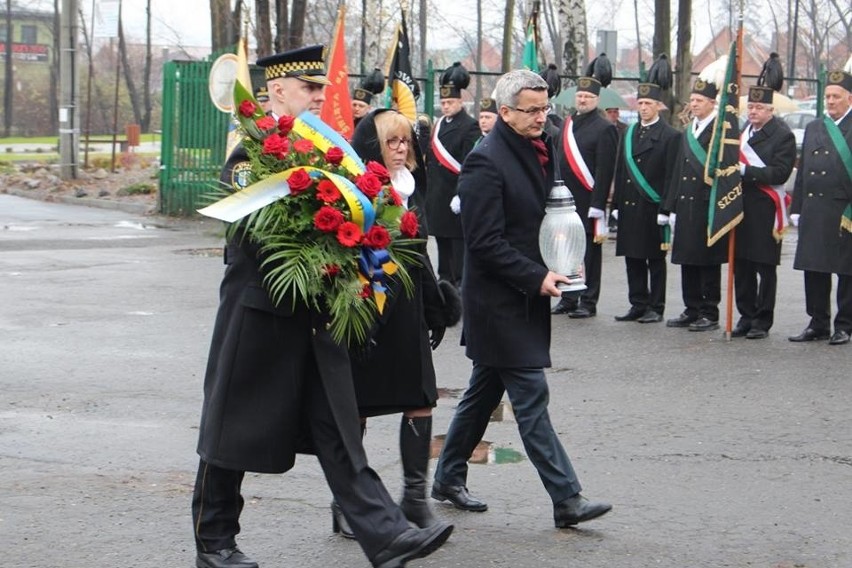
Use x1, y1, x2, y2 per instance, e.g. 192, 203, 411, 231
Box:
191, 45, 452, 568
611, 83, 681, 323
425, 63, 481, 287
788, 70, 852, 346
431, 69, 612, 528
550, 76, 619, 318
663, 79, 729, 332
733, 85, 797, 339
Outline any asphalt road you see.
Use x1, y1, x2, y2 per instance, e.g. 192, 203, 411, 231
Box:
1, 195, 849, 568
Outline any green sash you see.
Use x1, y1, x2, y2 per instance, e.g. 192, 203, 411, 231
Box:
823, 116, 852, 232
685, 125, 707, 167
624, 123, 660, 203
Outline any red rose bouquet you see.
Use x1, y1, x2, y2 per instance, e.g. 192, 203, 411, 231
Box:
202, 83, 423, 345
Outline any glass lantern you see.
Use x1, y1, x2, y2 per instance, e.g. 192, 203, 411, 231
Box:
538, 180, 587, 293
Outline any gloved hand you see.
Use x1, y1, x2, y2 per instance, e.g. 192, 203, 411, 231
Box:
739, 162, 746, 176
790, 213, 800, 227
669, 213, 677, 229
429, 326, 446, 350
449, 195, 461, 215
588, 206, 605, 219
610, 209, 619, 221
657, 213, 670, 226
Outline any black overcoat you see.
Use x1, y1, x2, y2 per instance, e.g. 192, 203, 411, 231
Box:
425, 109, 481, 238
663, 119, 730, 265
349, 110, 441, 416
613, 120, 681, 259
457, 117, 553, 368
791, 112, 852, 276
554, 110, 619, 232
737, 117, 797, 265
196, 148, 366, 474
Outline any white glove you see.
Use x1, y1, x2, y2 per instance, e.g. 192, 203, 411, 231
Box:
669, 213, 676, 229
588, 206, 605, 219
449, 194, 461, 215
739, 162, 746, 175
610, 209, 619, 220
790, 213, 800, 227
657, 214, 670, 226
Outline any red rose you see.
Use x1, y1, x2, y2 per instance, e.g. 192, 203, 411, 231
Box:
262, 135, 289, 159
294, 139, 315, 154
278, 115, 295, 135
363, 225, 391, 249
326, 146, 344, 165
359, 283, 372, 299
255, 116, 276, 131
366, 161, 391, 183
323, 264, 341, 277
399, 211, 419, 237
387, 187, 403, 206
316, 180, 342, 203
314, 205, 345, 232
287, 169, 313, 194
356, 172, 383, 199
239, 100, 257, 117
336, 221, 362, 247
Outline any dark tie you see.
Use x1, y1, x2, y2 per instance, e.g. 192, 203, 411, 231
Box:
530, 138, 549, 170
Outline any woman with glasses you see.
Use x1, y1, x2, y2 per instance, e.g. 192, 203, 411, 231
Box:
328, 109, 461, 539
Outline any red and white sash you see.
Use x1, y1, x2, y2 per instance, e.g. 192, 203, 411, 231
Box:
739, 126, 791, 242
431, 117, 462, 175
561, 115, 595, 192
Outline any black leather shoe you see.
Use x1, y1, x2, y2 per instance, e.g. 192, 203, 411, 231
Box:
372, 522, 454, 568
553, 494, 612, 527
788, 327, 830, 342
551, 298, 577, 315
666, 313, 698, 328
746, 329, 768, 339
431, 480, 488, 512
731, 324, 749, 338
568, 307, 596, 319
196, 548, 258, 568
637, 310, 663, 323
614, 307, 645, 321
331, 500, 356, 539
829, 330, 850, 345
688, 317, 719, 332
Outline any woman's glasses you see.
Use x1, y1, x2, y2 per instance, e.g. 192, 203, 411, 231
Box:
386, 137, 412, 150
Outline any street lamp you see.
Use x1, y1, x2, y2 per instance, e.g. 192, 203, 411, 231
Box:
539, 180, 587, 293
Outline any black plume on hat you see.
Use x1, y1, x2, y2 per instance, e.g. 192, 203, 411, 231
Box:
585, 53, 612, 88
757, 52, 784, 93
540, 63, 561, 99
361, 67, 385, 95
440, 62, 471, 90
647, 53, 672, 91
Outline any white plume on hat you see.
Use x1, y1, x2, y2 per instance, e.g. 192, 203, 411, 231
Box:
844, 54, 852, 74
698, 55, 728, 91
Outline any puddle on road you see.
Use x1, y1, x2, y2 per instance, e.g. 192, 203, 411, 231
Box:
431, 434, 525, 464
174, 247, 224, 257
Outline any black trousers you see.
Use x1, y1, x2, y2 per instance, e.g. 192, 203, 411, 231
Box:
803, 271, 852, 333
625, 256, 667, 315
580, 238, 602, 309
679, 264, 721, 321
192, 374, 409, 561
734, 258, 777, 331
436, 236, 464, 286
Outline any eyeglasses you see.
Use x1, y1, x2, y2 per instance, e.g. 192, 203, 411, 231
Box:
510, 104, 552, 116
386, 137, 412, 150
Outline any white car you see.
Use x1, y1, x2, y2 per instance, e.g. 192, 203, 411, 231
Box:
781, 110, 817, 151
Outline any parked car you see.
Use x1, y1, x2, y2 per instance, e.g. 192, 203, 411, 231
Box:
781, 110, 817, 151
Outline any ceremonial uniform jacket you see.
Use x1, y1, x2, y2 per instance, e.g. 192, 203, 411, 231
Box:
457, 117, 554, 368
612, 119, 681, 259
737, 117, 797, 265
196, 146, 366, 474
555, 110, 619, 234
791, 111, 852, 276
425, 109, 480, 238
663, 119, 730, 265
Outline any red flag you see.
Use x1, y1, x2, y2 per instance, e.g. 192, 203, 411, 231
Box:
320, 6, 355, 139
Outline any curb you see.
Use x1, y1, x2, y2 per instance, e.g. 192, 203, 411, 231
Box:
6, 188, 157, 216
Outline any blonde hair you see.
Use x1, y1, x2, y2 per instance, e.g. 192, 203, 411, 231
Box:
374, 111, 417, 171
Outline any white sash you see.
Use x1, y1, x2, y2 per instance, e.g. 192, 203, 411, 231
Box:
740, 126, 790, 241
431, 117, 462, 174
562, 116, 595, 191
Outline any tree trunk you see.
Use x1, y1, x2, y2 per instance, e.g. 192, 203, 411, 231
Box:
4, 0, 13, 136
419, 0, 427, 77
50, 0, 60, 133
559, 0, 588, 77
142, 0, 152, 132
542, 0, 561, 65
501, 0, 515, 71
653, 0, 673, 120
289, 0, 306, 50
119, 22, 143, 126
674, 0, 692, 124
210, 0, 230, 51
255, 0, 272, 57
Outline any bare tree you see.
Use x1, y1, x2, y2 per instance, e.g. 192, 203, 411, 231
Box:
142, 0, 152, 132
118, 21, 143, 126
210, 0, 231, 51
255, 0, 272, 57
558, 0, 588, 77
674, 0, 692, 124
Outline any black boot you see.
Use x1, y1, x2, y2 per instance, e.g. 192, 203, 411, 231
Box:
400, 415, 439, 528
331, 421, 366, 539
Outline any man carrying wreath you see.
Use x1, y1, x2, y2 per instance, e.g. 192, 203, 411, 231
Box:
191, 44, 452, 568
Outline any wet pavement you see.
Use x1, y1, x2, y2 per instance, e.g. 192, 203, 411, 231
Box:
1, 194, 850, 567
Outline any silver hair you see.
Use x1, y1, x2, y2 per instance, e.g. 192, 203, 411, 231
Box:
493, 70, 548, 109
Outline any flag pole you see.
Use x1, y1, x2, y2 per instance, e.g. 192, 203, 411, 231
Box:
725, 0, 745, 340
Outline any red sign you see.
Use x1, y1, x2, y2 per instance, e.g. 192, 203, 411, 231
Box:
0, 43, 50, 62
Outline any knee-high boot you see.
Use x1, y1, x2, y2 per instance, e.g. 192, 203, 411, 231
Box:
400, 415, 438, 528
331, 421, 365, 539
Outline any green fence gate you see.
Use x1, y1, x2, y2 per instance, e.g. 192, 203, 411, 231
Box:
159, 58, 231, 216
